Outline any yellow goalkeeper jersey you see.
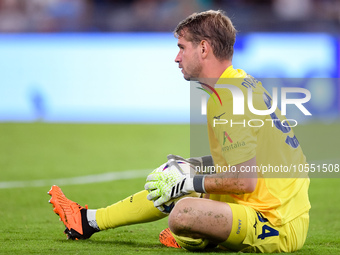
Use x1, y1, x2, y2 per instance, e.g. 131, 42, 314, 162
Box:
207, 66, 311, 226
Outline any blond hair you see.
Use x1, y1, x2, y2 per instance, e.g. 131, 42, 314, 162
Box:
174, 10, 237, 60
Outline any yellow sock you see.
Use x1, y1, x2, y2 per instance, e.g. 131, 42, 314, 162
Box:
96, 190, 166, 230
172, 231, 209, 251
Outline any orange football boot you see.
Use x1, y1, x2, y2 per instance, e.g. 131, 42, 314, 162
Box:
48, 185, 98, 239
159, 228, 181, 248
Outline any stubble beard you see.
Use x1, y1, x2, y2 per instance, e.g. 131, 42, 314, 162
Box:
183, 53, 202, 81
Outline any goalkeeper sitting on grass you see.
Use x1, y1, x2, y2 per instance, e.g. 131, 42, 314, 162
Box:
48, 10, 310, 253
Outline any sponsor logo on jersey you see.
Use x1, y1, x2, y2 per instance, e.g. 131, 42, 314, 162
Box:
222, 141, 246, 152
223, 131, 233, 145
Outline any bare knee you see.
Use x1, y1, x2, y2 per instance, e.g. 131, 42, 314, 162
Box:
168, 197, 200, 236
168, 197, 233, 242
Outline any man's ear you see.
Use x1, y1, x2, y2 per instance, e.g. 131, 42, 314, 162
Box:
200, 40, 209, 58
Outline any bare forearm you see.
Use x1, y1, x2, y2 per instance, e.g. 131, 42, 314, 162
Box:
203, 157, 257, 194
204, 174, 256, 194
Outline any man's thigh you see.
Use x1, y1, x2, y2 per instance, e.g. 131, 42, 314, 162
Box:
220, 203, 309, 253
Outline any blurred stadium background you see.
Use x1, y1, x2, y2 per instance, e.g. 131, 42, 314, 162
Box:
0, 1, 339, 253
0, 0, 339, 123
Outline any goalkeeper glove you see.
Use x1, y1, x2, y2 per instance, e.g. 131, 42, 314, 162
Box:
144, 155, 207, 207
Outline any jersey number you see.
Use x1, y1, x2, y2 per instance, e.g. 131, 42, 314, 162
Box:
256, 212, 279, 240
263, 92, 300, 149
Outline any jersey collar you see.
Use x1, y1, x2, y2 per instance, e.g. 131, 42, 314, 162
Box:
219, 65, 247, 79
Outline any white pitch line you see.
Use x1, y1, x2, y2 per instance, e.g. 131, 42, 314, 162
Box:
0, 169, 151, 189
1, 158, 339, 189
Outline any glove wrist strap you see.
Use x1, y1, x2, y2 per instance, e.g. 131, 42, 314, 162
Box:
193, 175, 207, 193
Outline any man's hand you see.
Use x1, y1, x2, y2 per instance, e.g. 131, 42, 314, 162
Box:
144, 156, 194, 207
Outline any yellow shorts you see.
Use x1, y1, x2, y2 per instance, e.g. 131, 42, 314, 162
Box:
219, 203, 309, 253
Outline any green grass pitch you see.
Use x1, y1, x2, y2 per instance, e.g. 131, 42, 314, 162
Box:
0, 122, 339, 254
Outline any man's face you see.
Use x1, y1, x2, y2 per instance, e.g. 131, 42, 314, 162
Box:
175, 35, 202, 81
